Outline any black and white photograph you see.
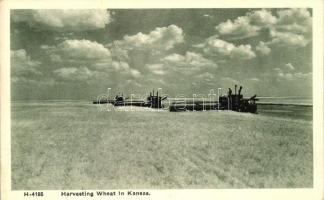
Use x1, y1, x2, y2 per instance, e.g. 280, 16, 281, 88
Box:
1, 1, 323, 200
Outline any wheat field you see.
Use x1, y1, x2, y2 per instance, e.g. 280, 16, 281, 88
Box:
11, 102, 312, 189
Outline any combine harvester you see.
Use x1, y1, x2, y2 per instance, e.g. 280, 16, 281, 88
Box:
93, 90, 167, 109
93, 85, 258, 113
169, 85, 258, 113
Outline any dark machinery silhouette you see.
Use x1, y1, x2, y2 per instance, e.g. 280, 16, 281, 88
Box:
218, 85, 258, 113
169, 85, 258, 113
93, 90, 167, 108
93, 85, 258, 113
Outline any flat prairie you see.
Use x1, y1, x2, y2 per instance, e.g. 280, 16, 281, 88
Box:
11, 102, 312, 189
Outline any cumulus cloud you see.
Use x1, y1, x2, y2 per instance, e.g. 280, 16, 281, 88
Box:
53, 67, 94, 81
44, 39, 142, 82
11, 49, 42, 77
256, 41, 271, 55
285, 63, 295, 70
215, 9, 276, 39
274, 67, 311, 81
196, 72, 215, 82
48, 39, 112, 62
215, 17, 260, 39
278, 72, 293, 80
110, 25, 184, 54
198, 37, 256, 60
268, 29, 309, 47
268, 8, 312, 49
53, 64, 140, 83
12, 10, 111, 31
146, 64, 166, 75
293, 72, 312, 79
162, 51, 218, 71
109, 61, 130, 71
110, 45, 130, 61
215, 8, 311, 41
144, 52, 217, 77
248, 9, 277, 26
276, 8, 312, 35
213, 8, 312, 54
130, 69, 141, 78
249, 78, 260, 82
268, 9, 312, 49
231, 45, 256, 60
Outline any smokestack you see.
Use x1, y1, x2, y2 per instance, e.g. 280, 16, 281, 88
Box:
153, 90, 154, 96
157, 91, 159, 97
238, 86, 242, 95
234, 85, 237, 95
150, 92, 152, 97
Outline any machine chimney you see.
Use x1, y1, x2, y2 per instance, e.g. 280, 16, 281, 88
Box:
234, 85, 237, 95
238, 86, 242, 95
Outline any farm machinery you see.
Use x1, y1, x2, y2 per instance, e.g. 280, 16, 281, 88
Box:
93, 85, 258, 113
218, 85, 258, 113
93, 90, 167, 109
169, 85, 258, 113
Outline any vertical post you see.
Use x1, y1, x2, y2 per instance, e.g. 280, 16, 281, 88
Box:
107, 88, 111, 98
158, 88, 162, 109
106, 88, 111, 111
218, 88, 221, 111
208, 89, 216, 110
130, 93, 134, 111
193, 94, 196, 111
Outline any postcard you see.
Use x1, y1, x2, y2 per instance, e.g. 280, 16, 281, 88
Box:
1, 0, 323, 199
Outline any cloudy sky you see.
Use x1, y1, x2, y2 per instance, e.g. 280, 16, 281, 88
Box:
10, 9, 312, 100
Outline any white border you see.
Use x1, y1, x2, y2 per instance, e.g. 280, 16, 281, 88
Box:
1, 0, 323, 200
